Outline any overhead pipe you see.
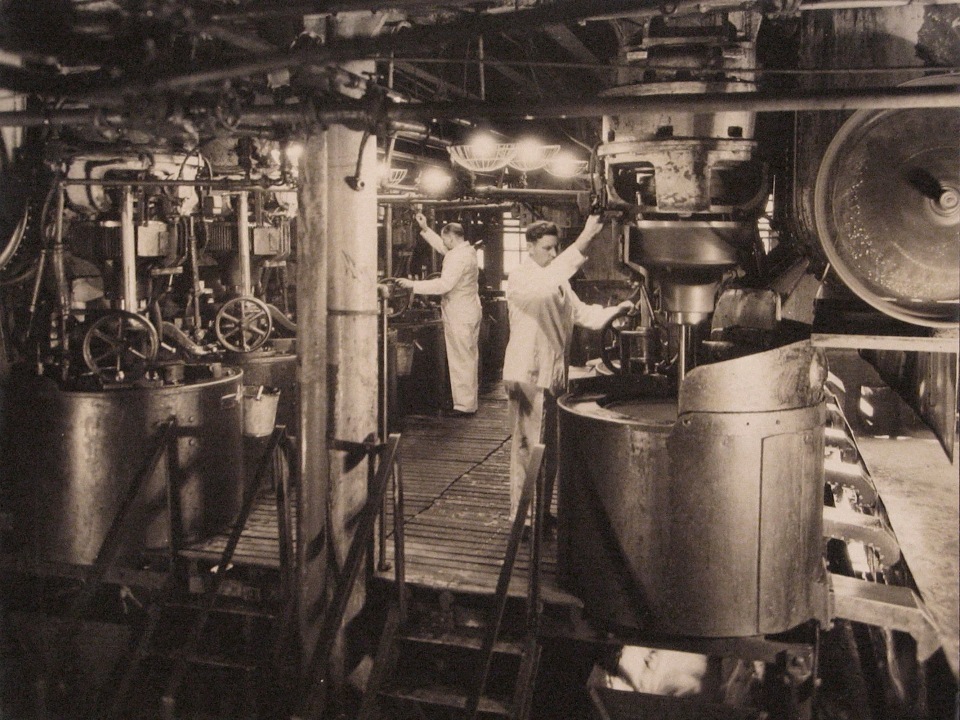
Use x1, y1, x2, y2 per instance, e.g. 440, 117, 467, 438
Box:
0, 108, 124, 127
2, 85, 954, 133
389, 84, 960, 122
377, 196, 513, 209
473, 187, 587, 201
799, 0, 960, 7
61, 178, 296, 191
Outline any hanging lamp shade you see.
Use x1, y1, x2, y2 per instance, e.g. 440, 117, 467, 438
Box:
449, 143, 516, 173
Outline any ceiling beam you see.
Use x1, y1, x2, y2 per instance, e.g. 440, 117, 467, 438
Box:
395, 62, 481, 100
483, 59, 543, 97
541, 24, 609, 81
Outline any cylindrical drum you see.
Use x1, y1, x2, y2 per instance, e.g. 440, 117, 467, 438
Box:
558, 342, 828, 637
5, 366, 244, 565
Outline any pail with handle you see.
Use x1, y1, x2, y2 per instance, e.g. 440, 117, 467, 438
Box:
243, 386, 281, 437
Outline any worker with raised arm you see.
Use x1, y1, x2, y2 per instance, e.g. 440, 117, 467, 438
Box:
502, 214, 634, 531
398, 213, 482, 416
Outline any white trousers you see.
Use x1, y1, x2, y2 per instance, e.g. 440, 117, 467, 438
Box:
444, 318, 480, 413
505, 381, 558, 524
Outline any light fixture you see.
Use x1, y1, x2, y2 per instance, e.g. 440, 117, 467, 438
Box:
449, 131, 516, 173
545, 150, 589, 178
419, 166, 453, 196
509, 139, 560, 173
378, 161, 408, 187
285, 142, 304, 164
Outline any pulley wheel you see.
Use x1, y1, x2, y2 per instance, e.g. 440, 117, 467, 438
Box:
814, 75, 960, 327
215, 296, 273, 352
82, 310, 159, 382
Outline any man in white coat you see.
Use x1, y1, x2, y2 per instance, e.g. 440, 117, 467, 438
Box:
502, 215, 632, 528
398, 214, 482, 416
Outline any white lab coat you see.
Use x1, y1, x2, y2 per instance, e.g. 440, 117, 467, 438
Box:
410, 230, 482, 413
502, 246, 621, 394
502, 245, 622, 521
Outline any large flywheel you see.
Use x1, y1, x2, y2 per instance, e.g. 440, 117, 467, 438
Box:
814, 75, 960, 328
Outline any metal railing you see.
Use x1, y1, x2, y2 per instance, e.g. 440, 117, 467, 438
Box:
465, 443, 545, 720
295, 433, 402, 720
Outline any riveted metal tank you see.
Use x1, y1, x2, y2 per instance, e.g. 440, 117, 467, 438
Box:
557, 341, 830, 637
4, 365, 244, 566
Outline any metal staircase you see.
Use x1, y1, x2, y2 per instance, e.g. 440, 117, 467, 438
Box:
106, 426, 298, 720
358, 446, 546, 720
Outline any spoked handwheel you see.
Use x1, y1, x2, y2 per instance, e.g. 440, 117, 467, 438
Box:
82, 310, 159, 382
599, 312, 634, 374
215, 296, 273, 352
378, 277, 413, 319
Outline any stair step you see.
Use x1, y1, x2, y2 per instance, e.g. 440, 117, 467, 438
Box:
153, 649, 258, 672
593, 687, 769, 720
381, 685, 511, 716
163, 599, 277, 619
399, 630, 524, 656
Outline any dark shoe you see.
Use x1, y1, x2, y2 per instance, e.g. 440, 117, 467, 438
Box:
521, 525, 532, 542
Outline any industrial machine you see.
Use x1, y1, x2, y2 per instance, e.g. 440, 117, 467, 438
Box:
1, 144, 299, 563
555, 11, 957, 719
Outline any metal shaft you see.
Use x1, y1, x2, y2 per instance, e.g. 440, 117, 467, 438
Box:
120, 186, 138, 312
237, 192, 252, 296
677, 323, 688, 388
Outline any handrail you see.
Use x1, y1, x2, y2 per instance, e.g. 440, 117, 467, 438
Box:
295, 433, 402, 720
465, 444, 545, 720
53, 418, 177, 712
273, 428, 297, 605
162, 425, 286, 718
67, 419, 177, 619
392, 453, 408, 625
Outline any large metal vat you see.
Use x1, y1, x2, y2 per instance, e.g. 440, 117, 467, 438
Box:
5, 366, 244, 565
557, 342, 830, 637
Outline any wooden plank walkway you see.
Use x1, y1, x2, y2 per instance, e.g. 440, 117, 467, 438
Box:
181, 388, 581, 609
179, 490, 295, 569
378, 393, 581, 608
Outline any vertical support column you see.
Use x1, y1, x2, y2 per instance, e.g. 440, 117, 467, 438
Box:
325, 110, 379, 692
120, 186, 138, 312
296, 131, 330, 662
237, 191, 252, 296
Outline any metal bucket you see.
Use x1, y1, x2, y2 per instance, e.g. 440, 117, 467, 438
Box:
3, 366, 244, 565
227, 351, 298, 434
243, 386, 280, 437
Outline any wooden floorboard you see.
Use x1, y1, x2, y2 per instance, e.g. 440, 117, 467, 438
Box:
180, 389, 580, 609
378, 393, 579, 608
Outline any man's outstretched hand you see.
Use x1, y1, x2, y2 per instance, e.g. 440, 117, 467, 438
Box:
414, 212, 429, 230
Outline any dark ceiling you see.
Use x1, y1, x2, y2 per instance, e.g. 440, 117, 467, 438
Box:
0, 0, 799, 151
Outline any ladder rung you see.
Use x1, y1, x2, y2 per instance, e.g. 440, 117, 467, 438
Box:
399, 630, 524, 656
163, 599, 277, 619
381, 685, 511, 716
154, 649, 258, 672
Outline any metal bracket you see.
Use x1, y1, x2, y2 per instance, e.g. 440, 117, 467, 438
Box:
330, 436, 385, 455
824, 455, 878, 508
822, 505, 901, 567
330, 433, 385, 472
830, 572, 942, 663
